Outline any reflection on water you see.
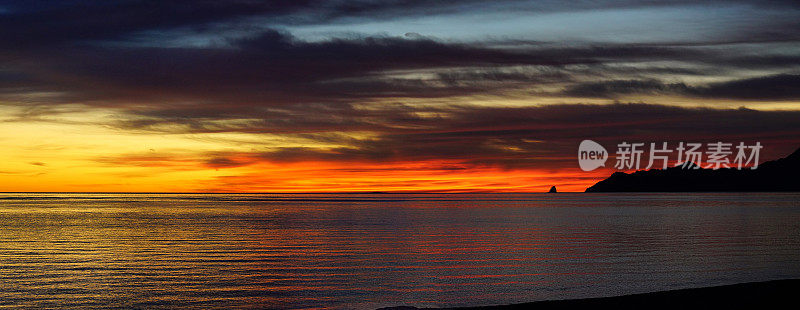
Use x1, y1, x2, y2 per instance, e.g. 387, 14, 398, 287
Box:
1, 193, 799, 309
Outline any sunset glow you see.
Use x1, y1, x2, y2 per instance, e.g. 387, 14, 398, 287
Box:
1, 1, 799, 192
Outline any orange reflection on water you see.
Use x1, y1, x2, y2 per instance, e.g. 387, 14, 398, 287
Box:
3, 193, 800, 309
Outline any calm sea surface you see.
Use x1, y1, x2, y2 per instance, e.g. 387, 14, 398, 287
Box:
1, 193, 799, 309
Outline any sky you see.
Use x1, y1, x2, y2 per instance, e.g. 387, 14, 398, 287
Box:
1, 0, 799, 192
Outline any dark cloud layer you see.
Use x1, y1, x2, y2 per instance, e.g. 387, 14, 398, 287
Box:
1, 0, 799, 108
1, 28, 719, 107
110, 103, 800, 171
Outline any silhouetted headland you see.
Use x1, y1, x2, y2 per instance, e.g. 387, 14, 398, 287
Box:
585, 147, 800, 192
548, 186, 557, 193
380, 279, 799, 310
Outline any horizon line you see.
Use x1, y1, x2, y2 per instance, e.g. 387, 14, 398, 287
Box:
0, 191, 583, 194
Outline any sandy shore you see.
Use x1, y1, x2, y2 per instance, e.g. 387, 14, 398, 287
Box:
381, 279, 799, 309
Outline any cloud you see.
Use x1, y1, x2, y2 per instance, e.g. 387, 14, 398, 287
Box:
95, 103, 800, 173
2, 0, 797, 111
563, 79, 692, 98
0, 0, 330, 49
5, 0, 795, 49
564, 74, 800, 100
694, 74, 800, 100
0, 0, 798, 116
2, 26, 720, 111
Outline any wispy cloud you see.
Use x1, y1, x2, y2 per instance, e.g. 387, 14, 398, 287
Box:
564, 74, 800, 100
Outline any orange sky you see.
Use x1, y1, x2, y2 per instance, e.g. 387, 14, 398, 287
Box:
2, 100, 798, 193
0, 113, 606, 192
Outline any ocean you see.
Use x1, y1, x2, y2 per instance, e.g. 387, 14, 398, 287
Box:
1, 193, 799, 309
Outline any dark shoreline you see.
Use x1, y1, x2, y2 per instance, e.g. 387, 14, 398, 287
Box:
381, 279, 800, 310
585, 147, 800, 193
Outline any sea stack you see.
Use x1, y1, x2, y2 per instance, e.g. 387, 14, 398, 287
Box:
548, 186, 557, 193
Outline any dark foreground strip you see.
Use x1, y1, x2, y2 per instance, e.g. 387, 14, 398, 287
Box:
381, 279, 800, 310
